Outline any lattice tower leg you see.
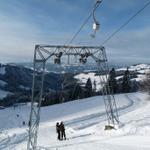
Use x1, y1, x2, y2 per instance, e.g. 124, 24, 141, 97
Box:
96, 52, 119, 126
27, 49, 46, 150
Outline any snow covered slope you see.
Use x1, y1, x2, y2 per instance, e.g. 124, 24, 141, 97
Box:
75, 73, 107, 91
0, 90, 11, 99
118, 64, 150, 73
0, 66, 6, 75
0, 92, 150, 150
75, 64, 150, 91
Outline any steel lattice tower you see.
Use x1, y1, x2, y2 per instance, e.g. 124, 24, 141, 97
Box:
27, 45, 119, 150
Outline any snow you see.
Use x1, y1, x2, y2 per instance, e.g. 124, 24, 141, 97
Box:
19, 85, 30, 91
75, 64, 150, 91
116, 75, 123, 80
75, 73, 107, 91
0, 66, 6, 75
131, 74, 145, 82
130, 64, 150, 71
0, 92, 150, 149
117, 64, 150, 74
0, 90, 11, 99
0, 80, 7, 87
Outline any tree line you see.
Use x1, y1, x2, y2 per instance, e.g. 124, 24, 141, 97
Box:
108, 67, 131, 94
42, 68, 134, 106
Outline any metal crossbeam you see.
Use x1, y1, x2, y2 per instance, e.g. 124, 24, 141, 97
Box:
27, 45, 119, 150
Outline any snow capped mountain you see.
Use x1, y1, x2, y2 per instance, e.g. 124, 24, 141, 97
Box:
117, 63, 150, 73
0, 63, 74, 106
0, 63, 149, 105
74, 64, 150, 92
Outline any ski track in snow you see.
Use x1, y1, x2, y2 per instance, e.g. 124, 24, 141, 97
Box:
0, 92, 149, 150
65, 93, 137, 130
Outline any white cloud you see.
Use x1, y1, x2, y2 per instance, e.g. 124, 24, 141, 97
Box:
0, 0, 149, 64
0, 12, 69, 62
104, 28, 150, 64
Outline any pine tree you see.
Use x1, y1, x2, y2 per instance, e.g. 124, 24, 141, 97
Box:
85, 78, 92, 97
122, 68, 131, 93
72, 83, 83, 100
108, 68, 117, 93
93, 80, 97, 93
141, 71, 150, 94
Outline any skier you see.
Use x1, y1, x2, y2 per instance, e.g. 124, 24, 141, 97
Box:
56, 122, 61, 140
22, 121, 26, 126
60, 121, 66, 140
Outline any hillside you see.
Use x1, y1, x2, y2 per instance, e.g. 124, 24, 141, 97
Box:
0, 63, 74, 106
0, 92, 150, 149
0, 63, 149, 106
75, 64, 150, 92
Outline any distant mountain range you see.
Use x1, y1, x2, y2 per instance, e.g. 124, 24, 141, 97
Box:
0, 63, 149, 107
0, 63, 67, 106
18, 62, 122, 73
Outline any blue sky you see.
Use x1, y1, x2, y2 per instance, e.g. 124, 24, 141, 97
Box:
0, 0, 150, 64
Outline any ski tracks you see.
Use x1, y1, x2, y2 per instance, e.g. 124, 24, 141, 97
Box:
0, 129, 28, 150
65, 94, 139, 130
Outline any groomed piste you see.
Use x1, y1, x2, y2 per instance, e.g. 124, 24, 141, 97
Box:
0, 92, 150, 150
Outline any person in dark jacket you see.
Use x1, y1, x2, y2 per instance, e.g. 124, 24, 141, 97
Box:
56, 122, 61, 140
60, 121, 66, 140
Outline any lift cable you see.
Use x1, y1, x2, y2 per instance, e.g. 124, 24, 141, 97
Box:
66, 0, 102, 45
67, 14, 92, 45
100, 0, 150, 46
